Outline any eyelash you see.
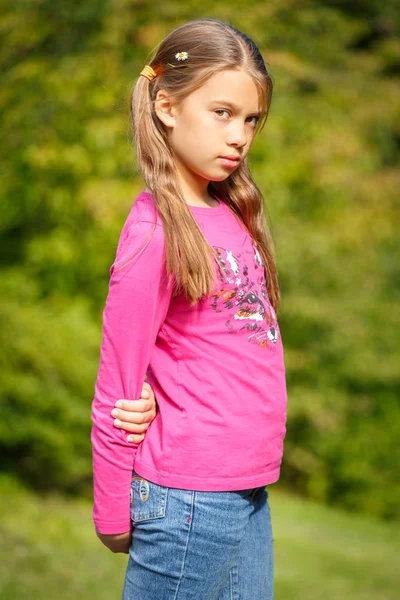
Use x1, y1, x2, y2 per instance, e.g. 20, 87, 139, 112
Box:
214, 109, 259, 127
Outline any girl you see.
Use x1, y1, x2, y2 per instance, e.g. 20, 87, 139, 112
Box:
91, 17, 288, 600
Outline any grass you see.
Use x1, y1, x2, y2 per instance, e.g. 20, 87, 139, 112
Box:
270, 488, 399, 599
0, 475, 398, 599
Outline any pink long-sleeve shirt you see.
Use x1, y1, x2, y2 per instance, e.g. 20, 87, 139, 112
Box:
91, 188, 288, 534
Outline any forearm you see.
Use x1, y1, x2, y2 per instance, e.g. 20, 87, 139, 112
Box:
91, 395, 139, 534
96, 529, 132, 554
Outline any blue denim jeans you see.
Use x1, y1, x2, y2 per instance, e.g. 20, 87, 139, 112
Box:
122, 469, 274, 599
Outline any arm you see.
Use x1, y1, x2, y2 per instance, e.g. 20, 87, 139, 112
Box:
96, 530, 132, 554
91, 214, 174, 547
98, 383, 157, 553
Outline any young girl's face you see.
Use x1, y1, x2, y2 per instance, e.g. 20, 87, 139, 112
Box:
156, 68, 262, 195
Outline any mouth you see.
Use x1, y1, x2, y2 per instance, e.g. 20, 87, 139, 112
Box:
218, 156, 241, 168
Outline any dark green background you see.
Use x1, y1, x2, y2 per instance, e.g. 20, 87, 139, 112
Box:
1, 0, 399, 523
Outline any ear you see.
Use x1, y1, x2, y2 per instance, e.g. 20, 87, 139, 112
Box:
154, 89, 178, 129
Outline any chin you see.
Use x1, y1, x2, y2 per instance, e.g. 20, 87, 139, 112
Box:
209, 173, 231, 182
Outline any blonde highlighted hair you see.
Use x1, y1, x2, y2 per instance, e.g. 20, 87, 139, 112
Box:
130, 18, 280, 311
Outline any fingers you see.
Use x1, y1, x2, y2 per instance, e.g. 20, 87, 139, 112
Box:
114, 382, 156, 412
113, 415, 150, 432
126, 433, 145, 444
114, 398, 153, 412
111, 382, 157, 443
142, 381, 152, 396
112, 407, 153, 424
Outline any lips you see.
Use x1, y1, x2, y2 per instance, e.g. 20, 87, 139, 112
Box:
219, 155, 240, 162
218, 155, 241, 168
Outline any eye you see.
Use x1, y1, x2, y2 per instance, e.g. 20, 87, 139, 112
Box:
215, 109, 230, 119
214, 109, 259, 129
247, 116, 260, 127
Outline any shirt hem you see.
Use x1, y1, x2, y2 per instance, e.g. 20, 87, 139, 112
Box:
132, 460, 281, 491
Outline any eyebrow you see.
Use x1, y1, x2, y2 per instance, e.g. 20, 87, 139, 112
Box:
210, 99, 264, 116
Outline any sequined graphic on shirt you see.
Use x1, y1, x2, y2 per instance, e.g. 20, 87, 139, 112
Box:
210, 240, 280, 350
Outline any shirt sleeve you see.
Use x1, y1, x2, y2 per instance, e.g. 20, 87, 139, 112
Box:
90, 216, 174, 534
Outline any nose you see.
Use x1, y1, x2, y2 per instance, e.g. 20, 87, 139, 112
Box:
226, 119, 248, 148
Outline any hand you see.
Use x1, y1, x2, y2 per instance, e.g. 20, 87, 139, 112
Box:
96, 529, 132, 554
111, 381, 158, 443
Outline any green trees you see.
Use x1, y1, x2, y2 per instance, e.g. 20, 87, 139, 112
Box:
1, 1, 399, 518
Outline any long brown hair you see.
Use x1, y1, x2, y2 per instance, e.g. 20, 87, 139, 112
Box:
130, 18, 280, 311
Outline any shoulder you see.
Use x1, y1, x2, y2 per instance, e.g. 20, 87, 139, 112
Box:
111, 189, 165, 275
125, 188, 163, 228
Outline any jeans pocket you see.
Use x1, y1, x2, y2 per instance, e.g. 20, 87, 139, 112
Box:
130, 469, 168, 524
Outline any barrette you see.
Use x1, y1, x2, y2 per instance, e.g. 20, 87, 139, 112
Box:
140, 65, 157, 81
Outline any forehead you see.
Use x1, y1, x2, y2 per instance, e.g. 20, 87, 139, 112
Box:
193, 69, 261, 113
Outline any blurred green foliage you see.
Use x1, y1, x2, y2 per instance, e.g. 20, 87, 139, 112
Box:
1, 1, 399, 518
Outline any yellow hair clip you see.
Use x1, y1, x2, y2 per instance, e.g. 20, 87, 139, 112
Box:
140, 65, 157, 81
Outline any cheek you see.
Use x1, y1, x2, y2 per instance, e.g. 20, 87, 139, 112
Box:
171, 116, 217, 161
192, 112, 217, 134
180, 129, 208, 156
